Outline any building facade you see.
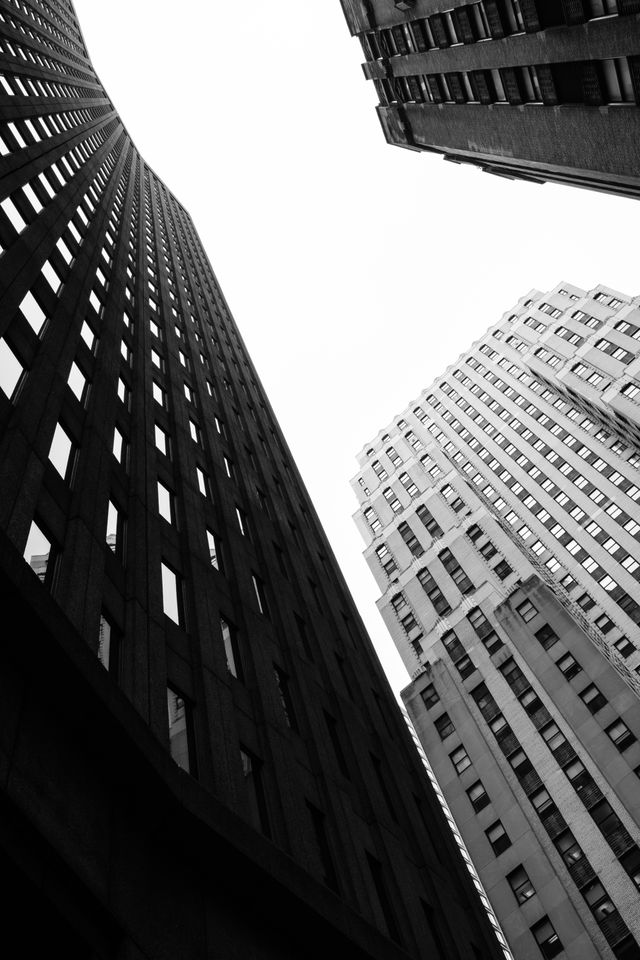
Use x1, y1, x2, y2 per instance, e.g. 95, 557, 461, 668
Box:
0, 2, 505, 958
339, 0, 640, 198
353, 283, 640, 959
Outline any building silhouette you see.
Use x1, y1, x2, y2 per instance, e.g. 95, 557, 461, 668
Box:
339, 1, 640, 198
353, 283, 640, 960
0, 1, 506, 958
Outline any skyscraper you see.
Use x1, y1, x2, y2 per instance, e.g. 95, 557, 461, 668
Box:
0, 2, 506, 957
353, 282, 640, 959
339, 1, 640, 198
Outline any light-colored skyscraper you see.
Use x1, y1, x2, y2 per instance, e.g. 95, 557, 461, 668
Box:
353, 283, 640, 960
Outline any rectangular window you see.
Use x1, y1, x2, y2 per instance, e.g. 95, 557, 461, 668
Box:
535, 624, 559, 651
196, 467, 209, 497
435, 712, 454, 739
0, 338, 24, 399
486, 820, 511, 855
450, 745, 471, 775
507, 865, 535, 904
421, 683, 439, 709
240, 748, 270, 837
49, 422, 74, 479
366, 853, 401, 944
530, 917, 563, 959
97, 612, 120, 675
467, 780, 490, 812
579, 684, 607, 714
252, 573, 268, 616
206, 529, 221, 570
324, 711, 351, 779
236, 506, 248, 536
154, 424, 169, 456
606, 720, 636, 752
23, 518, 55, 587
161, 561, 183, 626
67, 361, 87, 402
106, 500, 124, 558
157, 481, 174, 524
274, 665, 298, 730
556, 651, 581, 679
167, 687, 194, 775
516, 599, 537, 622
306, 801, 338, 891
221, 617, 241, 679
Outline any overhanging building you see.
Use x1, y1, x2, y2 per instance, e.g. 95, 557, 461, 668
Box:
0, 2, 505, 958
339, 0, 640, 198
353, 282, 640, 959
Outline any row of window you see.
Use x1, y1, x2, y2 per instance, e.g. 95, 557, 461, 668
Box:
363, 0, 622, 65
422, 336, 640, 635
375, 58, 638, 109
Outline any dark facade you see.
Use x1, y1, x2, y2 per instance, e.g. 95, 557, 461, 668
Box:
0, 2, 504, 957
340, 0, 640, 198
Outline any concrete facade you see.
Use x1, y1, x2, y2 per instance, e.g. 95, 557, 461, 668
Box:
0, 2, 505, 958
339, 0, 640, 198
352, 283, 640, 959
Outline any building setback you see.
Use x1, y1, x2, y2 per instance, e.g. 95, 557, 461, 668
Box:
339, 0, 640, 198
0, 2, 505, 958
352, 283, 640, 960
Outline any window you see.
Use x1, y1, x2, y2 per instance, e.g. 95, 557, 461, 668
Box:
167, 687, 194, 775
485, 820, 511, 855
366, 853, 401, 944
251, 573, 268, 616
20, 290, 47, 335
530, 917, 563, 959
416, 504, 443, 538
274, 665, 297, 730
220, 617, 242, 679
579, 683, 607, 714
434, 713, 455, 740
196, 467, 209, 497
206, 530, 221, 570
154, 424, 169, 456
494, 557, 512, 579
535, 624, 559, 651
507, 865, 535, 904
49, 422, 74, 480
466, 780, 490, 812
450, 745, 472, 775
421, 683, 439, 709
375, 543, 397, 575
97, 613, 120, 675
556, 651, 581, 680
0, 338, 24, 399
161, 561, 183, 626
240, 748, 270, 837
157, 481, 174, 524
106, 500, 124, 558
398, 521, 424, 558
606, 719, 636, 752
23, 518, 56, 587
582, 881, 616, 924
614, 636, 635, 658
516, 599, 537, 622
306, 801, 338, 891
438, 548, 474, 593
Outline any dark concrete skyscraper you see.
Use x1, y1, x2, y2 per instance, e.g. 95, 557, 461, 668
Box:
340, 1, 640, 198
0, 2, 505, 958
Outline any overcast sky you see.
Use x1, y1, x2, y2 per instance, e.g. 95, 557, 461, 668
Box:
74, 0, 638, 696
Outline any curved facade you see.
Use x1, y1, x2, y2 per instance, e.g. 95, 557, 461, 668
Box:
0, 2, 505, 958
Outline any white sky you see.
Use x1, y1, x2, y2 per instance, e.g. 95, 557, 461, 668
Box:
71, 1, 638, 695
